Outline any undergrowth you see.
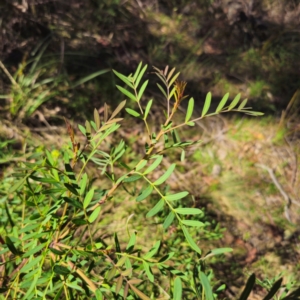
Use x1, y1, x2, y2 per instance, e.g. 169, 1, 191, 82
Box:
0, 63, 299, 300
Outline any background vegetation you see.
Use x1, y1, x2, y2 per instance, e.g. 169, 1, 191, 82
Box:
1, 0, 300, 299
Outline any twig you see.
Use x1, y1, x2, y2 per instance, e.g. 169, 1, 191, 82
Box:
0, 60, 18, 86
255, 163, 299, 223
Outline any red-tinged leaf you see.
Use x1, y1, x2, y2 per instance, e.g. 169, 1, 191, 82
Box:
116, 276, 123, 294
110, 100, 126, 120
129, 284, 151, 300
94, 108, 101, 129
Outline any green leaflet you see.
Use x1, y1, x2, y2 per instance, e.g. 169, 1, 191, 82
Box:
209, 248, 233, 256
133, 62, 142, 81
126, 232, 136, 252
83, 188, 94, 209
79, 173, 88, 195
153, 163, 176, 185
20, 256, 42, 273
158, 252, 174, 263
116, 85, 136, 102
216, 92, 229, 112
186, 121, 195, 126
238, 98, 248, 110
135, 64, 148, 88
181, 226, 201, 254
144, 99, 153, 120
168, 72, 180, 88
173, 277, 182, 300
157, 83, 167, 98
113, 70, 134, 88
185, 97, 194, 123
125, 108, 141, 118
164, 191, 188, 201
143, 155, 163, 175
174, 208, 203, 215
136, 185, 153, 202
138, 80, 148, 101
163, 211, 175, 230
143, 261, 154, 282
135, 159, 148, 171
202, 92, 211, 117
228, 93, 241, 110
146, 199, 164, 217
88, 206, 101, 223
23, 243, 45, 257
122, 174, 142, 183
244, 111, 264, 116
199, 272, 214, 300
143, 241, 161, 259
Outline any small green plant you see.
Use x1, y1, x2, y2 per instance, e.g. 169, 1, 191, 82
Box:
0, 42, 108, 121
1, 63, 299, 299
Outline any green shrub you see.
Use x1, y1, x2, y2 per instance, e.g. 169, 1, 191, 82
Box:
1, 63, 298, 299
